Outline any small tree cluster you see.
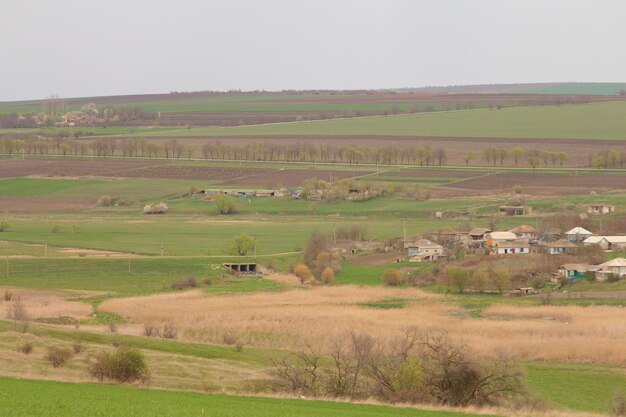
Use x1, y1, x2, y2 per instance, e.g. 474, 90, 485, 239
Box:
212, 194, 239, 215
90, 347, 149, 383
143, 202, 168, 214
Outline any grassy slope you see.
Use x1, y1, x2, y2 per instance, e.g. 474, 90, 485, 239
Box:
0, 377, 496, 417
139, 100, 626, 140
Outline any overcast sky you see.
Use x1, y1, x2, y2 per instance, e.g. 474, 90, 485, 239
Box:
1, 0, 625, 101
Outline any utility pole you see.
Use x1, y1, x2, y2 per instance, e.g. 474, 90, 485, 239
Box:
128, 258, 131, 273
44, 242, 47, 258
161, 244, 164, 257
5, 256, 8, 279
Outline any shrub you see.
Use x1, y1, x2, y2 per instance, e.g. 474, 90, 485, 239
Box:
607, 273, 620, 283
89, 347, 149, 383
52, 225, 61, 233
108, 322, 118, 333
143, 322, 159, 337
294, 263, 312, 284
612, 389, 626, 416
18, 342, 33, 355
143, 202, 168, 215
3, 290, 13, 301
383, 269, 404, 286
0, 221, 10, 232
203, 278, 213, 286
45, 346, 72, 368
320, 266, 335, 285
213, 194, 239, 215
161, 323, 177, 339
73, 342, 86, 354
6, 300, 29, 332
97, 195, 112, 207
226, 233, 257, 256
222, 333, 238, 345
171, 276, 198, 290
512, 185, 523, 194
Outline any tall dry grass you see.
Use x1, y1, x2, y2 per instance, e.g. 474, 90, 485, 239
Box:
0, 288, 91, 319
100, 286, 626, 366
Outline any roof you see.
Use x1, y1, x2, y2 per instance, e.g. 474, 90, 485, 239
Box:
407, 239, 443, 249
589, 203, 614, 207
559, 263, 597, 272
509, 225, 537, 234
584, 236, 626, 244
565, 227, 593, 236
496, 240, 530, 248
598, 258, 626, 268
487, 231, 517, 240
543, 239, 577, 248
468, 227, 491, 236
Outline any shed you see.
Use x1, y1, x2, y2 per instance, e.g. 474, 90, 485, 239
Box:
587, 204, 615, 215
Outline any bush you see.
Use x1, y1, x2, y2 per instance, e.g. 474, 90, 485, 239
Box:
383, 269, 404, 286
294, 263, 312, 284
89, 347, 149, 383
0, 221, 10, 232
203, 278, 213, 286
143, 322, 160, 337
222, 333, 238, 345
143, 202, 168, 215
612, 389, 626, 416
607, 273, 620, 283
73, 342, 86, 354
45, 346, 72, 368
213, 194, 239, 215
171, 276, 198, 290
97, 195, 112, 207
108, 322, 118, 333
18, 342, 33, 355
52, 225, 61, 233
320, 266, 335, 285
161, 323, 177, 339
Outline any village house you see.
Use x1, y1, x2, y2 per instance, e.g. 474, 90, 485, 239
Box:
492, 240, 531, 255
201, 188, 290, 197
407, 239, 445, 262
430, 229, 469, 245
583, 236, 626, 252
485, 231, 517, 247
595, 258, 626, 281
498, 205, 530, 216
540, 228, 562, 243
564, 227, 593, 243
558, 263, 598, 280
587, 204, 615, 215
542, 239, 578, 255
468, 227, 491, 241
509, 224, 538, 239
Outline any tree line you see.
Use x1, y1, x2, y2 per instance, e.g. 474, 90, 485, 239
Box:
2, 137, 626, 169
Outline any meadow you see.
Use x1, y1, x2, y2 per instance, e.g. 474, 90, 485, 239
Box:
137, 100, 626, 140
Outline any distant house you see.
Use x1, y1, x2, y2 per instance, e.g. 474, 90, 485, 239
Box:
509, 225, 538, 239
587, 204, 615, 215
485, 231, 517, 247
564, 227, 593, 243
595, 258, 626, 281
583, 236, 626, 251
201, 188, 290, 197
493, 240, 530, 255
540, 228, 562, 243
407, 239, 445, 262
430, 229, 468, 245
468, 227, 491, 241
542, 239, 578, 255
498, 206, 530, 216
558, 263, 598, 280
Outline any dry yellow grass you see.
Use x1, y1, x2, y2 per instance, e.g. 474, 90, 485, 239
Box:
100, 286, 626, 366
0, 288, 91, 320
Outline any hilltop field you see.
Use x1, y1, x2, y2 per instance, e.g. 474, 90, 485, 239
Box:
1, 88, 626, 417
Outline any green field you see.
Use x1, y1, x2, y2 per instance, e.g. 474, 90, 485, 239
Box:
0, 377, 498, 417
0, 177, 102, 196
518, 82, 626, 95
137, 100, 626, 140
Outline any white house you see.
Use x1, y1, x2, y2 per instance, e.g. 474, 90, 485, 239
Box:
493, 240, 530, 255
595, 258, 626, 281
485, 231, 517, 247
407, 239, 445, 262
564, 227, 593, 243
583, 236, 626, 251
509, 225, 538, 239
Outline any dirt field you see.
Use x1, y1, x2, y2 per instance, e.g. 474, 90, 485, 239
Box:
221, 168, 372, 187
0, 196, 94, 212
443, 172, 626, 195
0, 158, 164, 178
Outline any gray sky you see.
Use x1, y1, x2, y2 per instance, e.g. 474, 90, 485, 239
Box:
2, 0, 626, 101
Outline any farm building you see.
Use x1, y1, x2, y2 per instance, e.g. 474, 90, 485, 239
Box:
509, 224, 538, 239
595, 258, 626, 281
587, 204, 615, 215
558, 263, 598, 280
485, 231, 517, 247
223, 262, 258, 274
564, 227, 593, 243
507, 287, 537, 297
498, 205, 530, 216
542, 239, 578, 255
407, 239, 445, 262
492, 240, 530, 255
583, 236, 626, 251
201, 188, 290, 197
468, 227, 491, 240
430, 229, 468, 245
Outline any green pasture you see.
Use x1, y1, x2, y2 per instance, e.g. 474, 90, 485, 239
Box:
138, 100, 626, 140
0, 177, 101, 196
0, 377, 499, 417
518, 82, 626, 95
